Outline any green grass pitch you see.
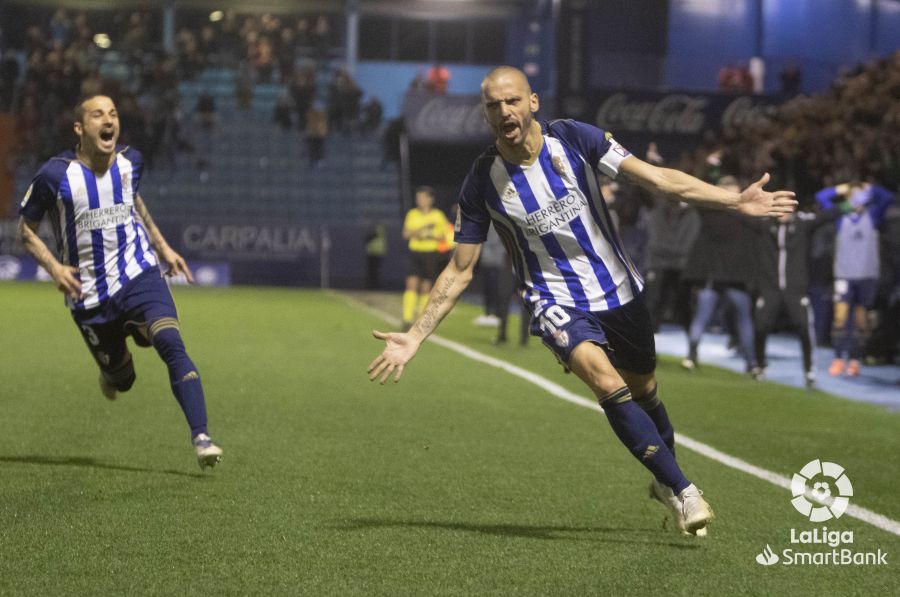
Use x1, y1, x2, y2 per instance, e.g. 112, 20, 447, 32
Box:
1, 281, 898, 595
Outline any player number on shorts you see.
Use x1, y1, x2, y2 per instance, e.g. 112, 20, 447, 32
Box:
81, 325, 100, 346
539, 305, 571, 334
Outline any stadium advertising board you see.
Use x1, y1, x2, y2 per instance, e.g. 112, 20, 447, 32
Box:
157, 218, 406, 289
403, 92, 492, 144
567, 88, 779, 157
403, 89, 777, 155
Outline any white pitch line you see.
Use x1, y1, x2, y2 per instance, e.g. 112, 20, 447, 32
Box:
348, 294, 900, 537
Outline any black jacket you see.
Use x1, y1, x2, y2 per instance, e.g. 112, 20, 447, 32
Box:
751, 209, 839, 294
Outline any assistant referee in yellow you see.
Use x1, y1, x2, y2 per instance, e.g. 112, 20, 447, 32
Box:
402, 186, 450, 329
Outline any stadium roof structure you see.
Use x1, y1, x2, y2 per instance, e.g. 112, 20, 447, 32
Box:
8, 0, 537, 19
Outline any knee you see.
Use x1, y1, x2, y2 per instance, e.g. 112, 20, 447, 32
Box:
632, 382, 660, 410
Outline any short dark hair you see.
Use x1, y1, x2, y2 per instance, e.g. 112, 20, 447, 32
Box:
73, 94, 112, 123
415, 185, 434, 196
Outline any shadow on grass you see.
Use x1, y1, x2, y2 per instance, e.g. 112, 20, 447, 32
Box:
334, 518, 701, 549
0, 454, 203, 478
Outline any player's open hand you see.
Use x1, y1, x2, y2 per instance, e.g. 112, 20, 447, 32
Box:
368, 330, 420, 384
159, 247, 195, 283
51, 263, 81, 300
737, 173, 798, 218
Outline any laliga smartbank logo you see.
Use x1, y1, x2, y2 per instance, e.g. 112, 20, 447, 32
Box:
790, 459, 853, 521
754, 460, 888, 567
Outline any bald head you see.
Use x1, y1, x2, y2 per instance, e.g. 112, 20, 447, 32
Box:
480, 66, 539, 150
481, 66, 532, 97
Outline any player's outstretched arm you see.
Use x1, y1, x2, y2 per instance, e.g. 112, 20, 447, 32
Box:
618, 156, 797, 218
134, 194, 194, 283
368, 242, 482, 385
17, 217, 81, 300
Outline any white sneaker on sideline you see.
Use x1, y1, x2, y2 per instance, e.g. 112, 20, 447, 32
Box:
193, 433, 223, 470
472, 314, 500, 327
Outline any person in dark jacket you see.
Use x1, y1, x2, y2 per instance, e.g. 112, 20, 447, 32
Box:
644, 197, 701, 332
751, 208, 839, 388
681, 177, 761, 377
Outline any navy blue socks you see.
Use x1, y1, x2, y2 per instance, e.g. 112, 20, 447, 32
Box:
152, 327, 209, 438
600, 387, 689, 495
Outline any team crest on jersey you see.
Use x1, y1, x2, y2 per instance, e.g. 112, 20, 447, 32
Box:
553, 329, 570, 348
551, 155, 568, 178
504, 186, 518, 201
121, 171, 130, 190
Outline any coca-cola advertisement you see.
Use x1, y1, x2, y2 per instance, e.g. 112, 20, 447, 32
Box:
568, 89, 779, 157
403, 92, 491, 143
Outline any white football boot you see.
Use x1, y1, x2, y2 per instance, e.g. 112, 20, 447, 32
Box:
192, 434, 223, 470
678, 483, 714, 535
649, 480, 710, 536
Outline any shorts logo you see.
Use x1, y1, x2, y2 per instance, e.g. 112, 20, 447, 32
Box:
613, 144, 628, 157
553, 329, 569, 348
791, 459, 853, 522
97, 351, 110, 366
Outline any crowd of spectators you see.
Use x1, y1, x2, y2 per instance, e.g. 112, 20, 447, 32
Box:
3, 8, 381, 172
707, 52, 900, 202
609, 53, 900, 367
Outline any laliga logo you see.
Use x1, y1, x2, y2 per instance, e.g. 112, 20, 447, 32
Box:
791, 459, 853, 522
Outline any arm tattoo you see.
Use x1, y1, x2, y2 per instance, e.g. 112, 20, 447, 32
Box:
18, 219, 59, 271
414, 275, 456, 336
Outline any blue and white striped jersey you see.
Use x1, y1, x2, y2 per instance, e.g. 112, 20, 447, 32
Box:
455, 119, 642, 314
19, 146, 158, 310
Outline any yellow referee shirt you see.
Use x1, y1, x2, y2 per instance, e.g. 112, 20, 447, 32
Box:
404, 208, 450, 253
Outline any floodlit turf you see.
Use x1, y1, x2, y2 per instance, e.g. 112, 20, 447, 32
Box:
1, 281, 898, 596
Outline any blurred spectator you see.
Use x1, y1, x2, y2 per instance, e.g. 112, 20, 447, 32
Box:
751, 207, 841, 388
361, 96, 383, 133
364, 222, 387, 290
717, 62, 753, 93
0, 50, 20, 111
273, 88, 294, 131
327, 67, 362, 133
816, 182, 895, 376
49, 9, 73, 49
305, 102, 328, 167
276, 26, 297, 82
779, 59, 803, 97
288, 67, 315, 129
644, 197, 700, 333
235, 62, 254, 110
425, 64, 450, 94
382, 117, 404, 165
681, 176, 761, 377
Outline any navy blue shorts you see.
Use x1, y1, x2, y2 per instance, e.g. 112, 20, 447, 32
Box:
71, 267, 178, 372
531, 297, 657, 374
833, 278, 878, 309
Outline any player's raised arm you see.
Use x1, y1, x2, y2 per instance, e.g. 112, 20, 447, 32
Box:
17, 216, 82, 300
368, 242, 482, 384
618, 155, 797, 218
134, 193, 194, 283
